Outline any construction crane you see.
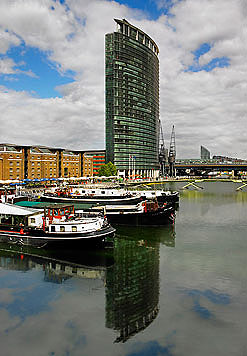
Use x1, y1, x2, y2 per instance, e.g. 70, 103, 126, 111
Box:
158, 120, 168, 176
168, 125, 176, 177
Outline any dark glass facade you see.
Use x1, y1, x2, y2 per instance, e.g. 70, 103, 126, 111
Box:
201, 146, 210, 160
105, 235, 159, 342
105, 19, 159, 176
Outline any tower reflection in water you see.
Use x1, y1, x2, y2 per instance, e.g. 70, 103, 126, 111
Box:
106, 225, 175, 343
0, 226, 175, 343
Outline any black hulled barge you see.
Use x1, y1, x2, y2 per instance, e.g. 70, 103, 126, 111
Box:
0, 203, 115, 248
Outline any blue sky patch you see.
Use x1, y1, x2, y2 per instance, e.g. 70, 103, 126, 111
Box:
127, 340, 174, 356
53, 0, 70, 13
113, 0, 178, 19
185, 43, 230, 72
114, 0, 160, 19
0, 44, 75, 98
52, 0, 66, 4
193, 43, 211, 59
187, 56, 230, 72
155, 0, 184, 16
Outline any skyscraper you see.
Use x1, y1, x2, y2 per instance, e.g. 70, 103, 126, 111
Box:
201, 146, 210, 160
105, 19, 160, 178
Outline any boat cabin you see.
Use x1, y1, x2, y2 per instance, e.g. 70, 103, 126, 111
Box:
0, 202, 40, 227
44, 204, 75, 221
41, 204, 103, 234
42, 204, 75, 227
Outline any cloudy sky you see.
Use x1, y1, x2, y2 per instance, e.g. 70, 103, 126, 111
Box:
0, 0, 246, 158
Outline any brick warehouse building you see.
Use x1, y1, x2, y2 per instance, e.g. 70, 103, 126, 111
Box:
0, 144, 105, 181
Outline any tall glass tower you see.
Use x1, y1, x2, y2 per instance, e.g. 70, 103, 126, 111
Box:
105, 19, 160, 178
200, 146, 210, 160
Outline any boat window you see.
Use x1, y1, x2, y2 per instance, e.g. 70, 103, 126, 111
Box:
72, 226, 77, 232
151, 192, 155, 195
101, 191, 105, 194
92, 191, 95, 193
60, 226, 65, 232
30, 218, 35, 223
51, 226, 55, 232
82, 190, 85, 193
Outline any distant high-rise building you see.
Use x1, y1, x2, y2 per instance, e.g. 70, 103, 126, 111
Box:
201, 146, 210, 160
105, 19, 160, 178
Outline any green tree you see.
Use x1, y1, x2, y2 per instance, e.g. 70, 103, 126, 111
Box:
97, 162, 117, 177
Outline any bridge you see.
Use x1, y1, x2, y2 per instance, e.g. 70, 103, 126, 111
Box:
174, 159, 247, 177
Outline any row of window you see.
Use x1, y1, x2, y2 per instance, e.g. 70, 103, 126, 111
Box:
113, 43, 158, 68
50, 225, 79, 232
114, 154, 158, 161
114, 120, 157, 129
106, 48, 158, 73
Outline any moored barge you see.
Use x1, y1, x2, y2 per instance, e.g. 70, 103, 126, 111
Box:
41, 188, 142, 205
40, 187, 179, 206
89, 200, 176, 226
0, 203, 115, 248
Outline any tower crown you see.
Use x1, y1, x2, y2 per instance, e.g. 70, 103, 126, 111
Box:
114, 18, 159, 56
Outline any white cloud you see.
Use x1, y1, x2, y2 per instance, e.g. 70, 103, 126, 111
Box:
0, 88, 105, 150
0, 58, 17, 74
0, 28, 21, 54
0, 0, 73, 52
0, 57, 38, 78
0, 0, 246, 158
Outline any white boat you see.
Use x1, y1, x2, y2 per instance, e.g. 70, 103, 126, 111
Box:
40, 187, 179, 206
131, 189, 179, 204
41, 187, 142, 205
0, 203, 115, 248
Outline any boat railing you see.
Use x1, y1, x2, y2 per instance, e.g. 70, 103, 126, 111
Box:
76, 211, 104, 219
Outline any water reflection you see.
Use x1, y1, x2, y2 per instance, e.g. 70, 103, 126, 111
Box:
0, 243, 114, 286
181, 189, 247, 203
153, 180, 247, 194
106, 225, 175, 343
186, 289, 230, 320
115, 225, 176, 247
0, 225, 175, 345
